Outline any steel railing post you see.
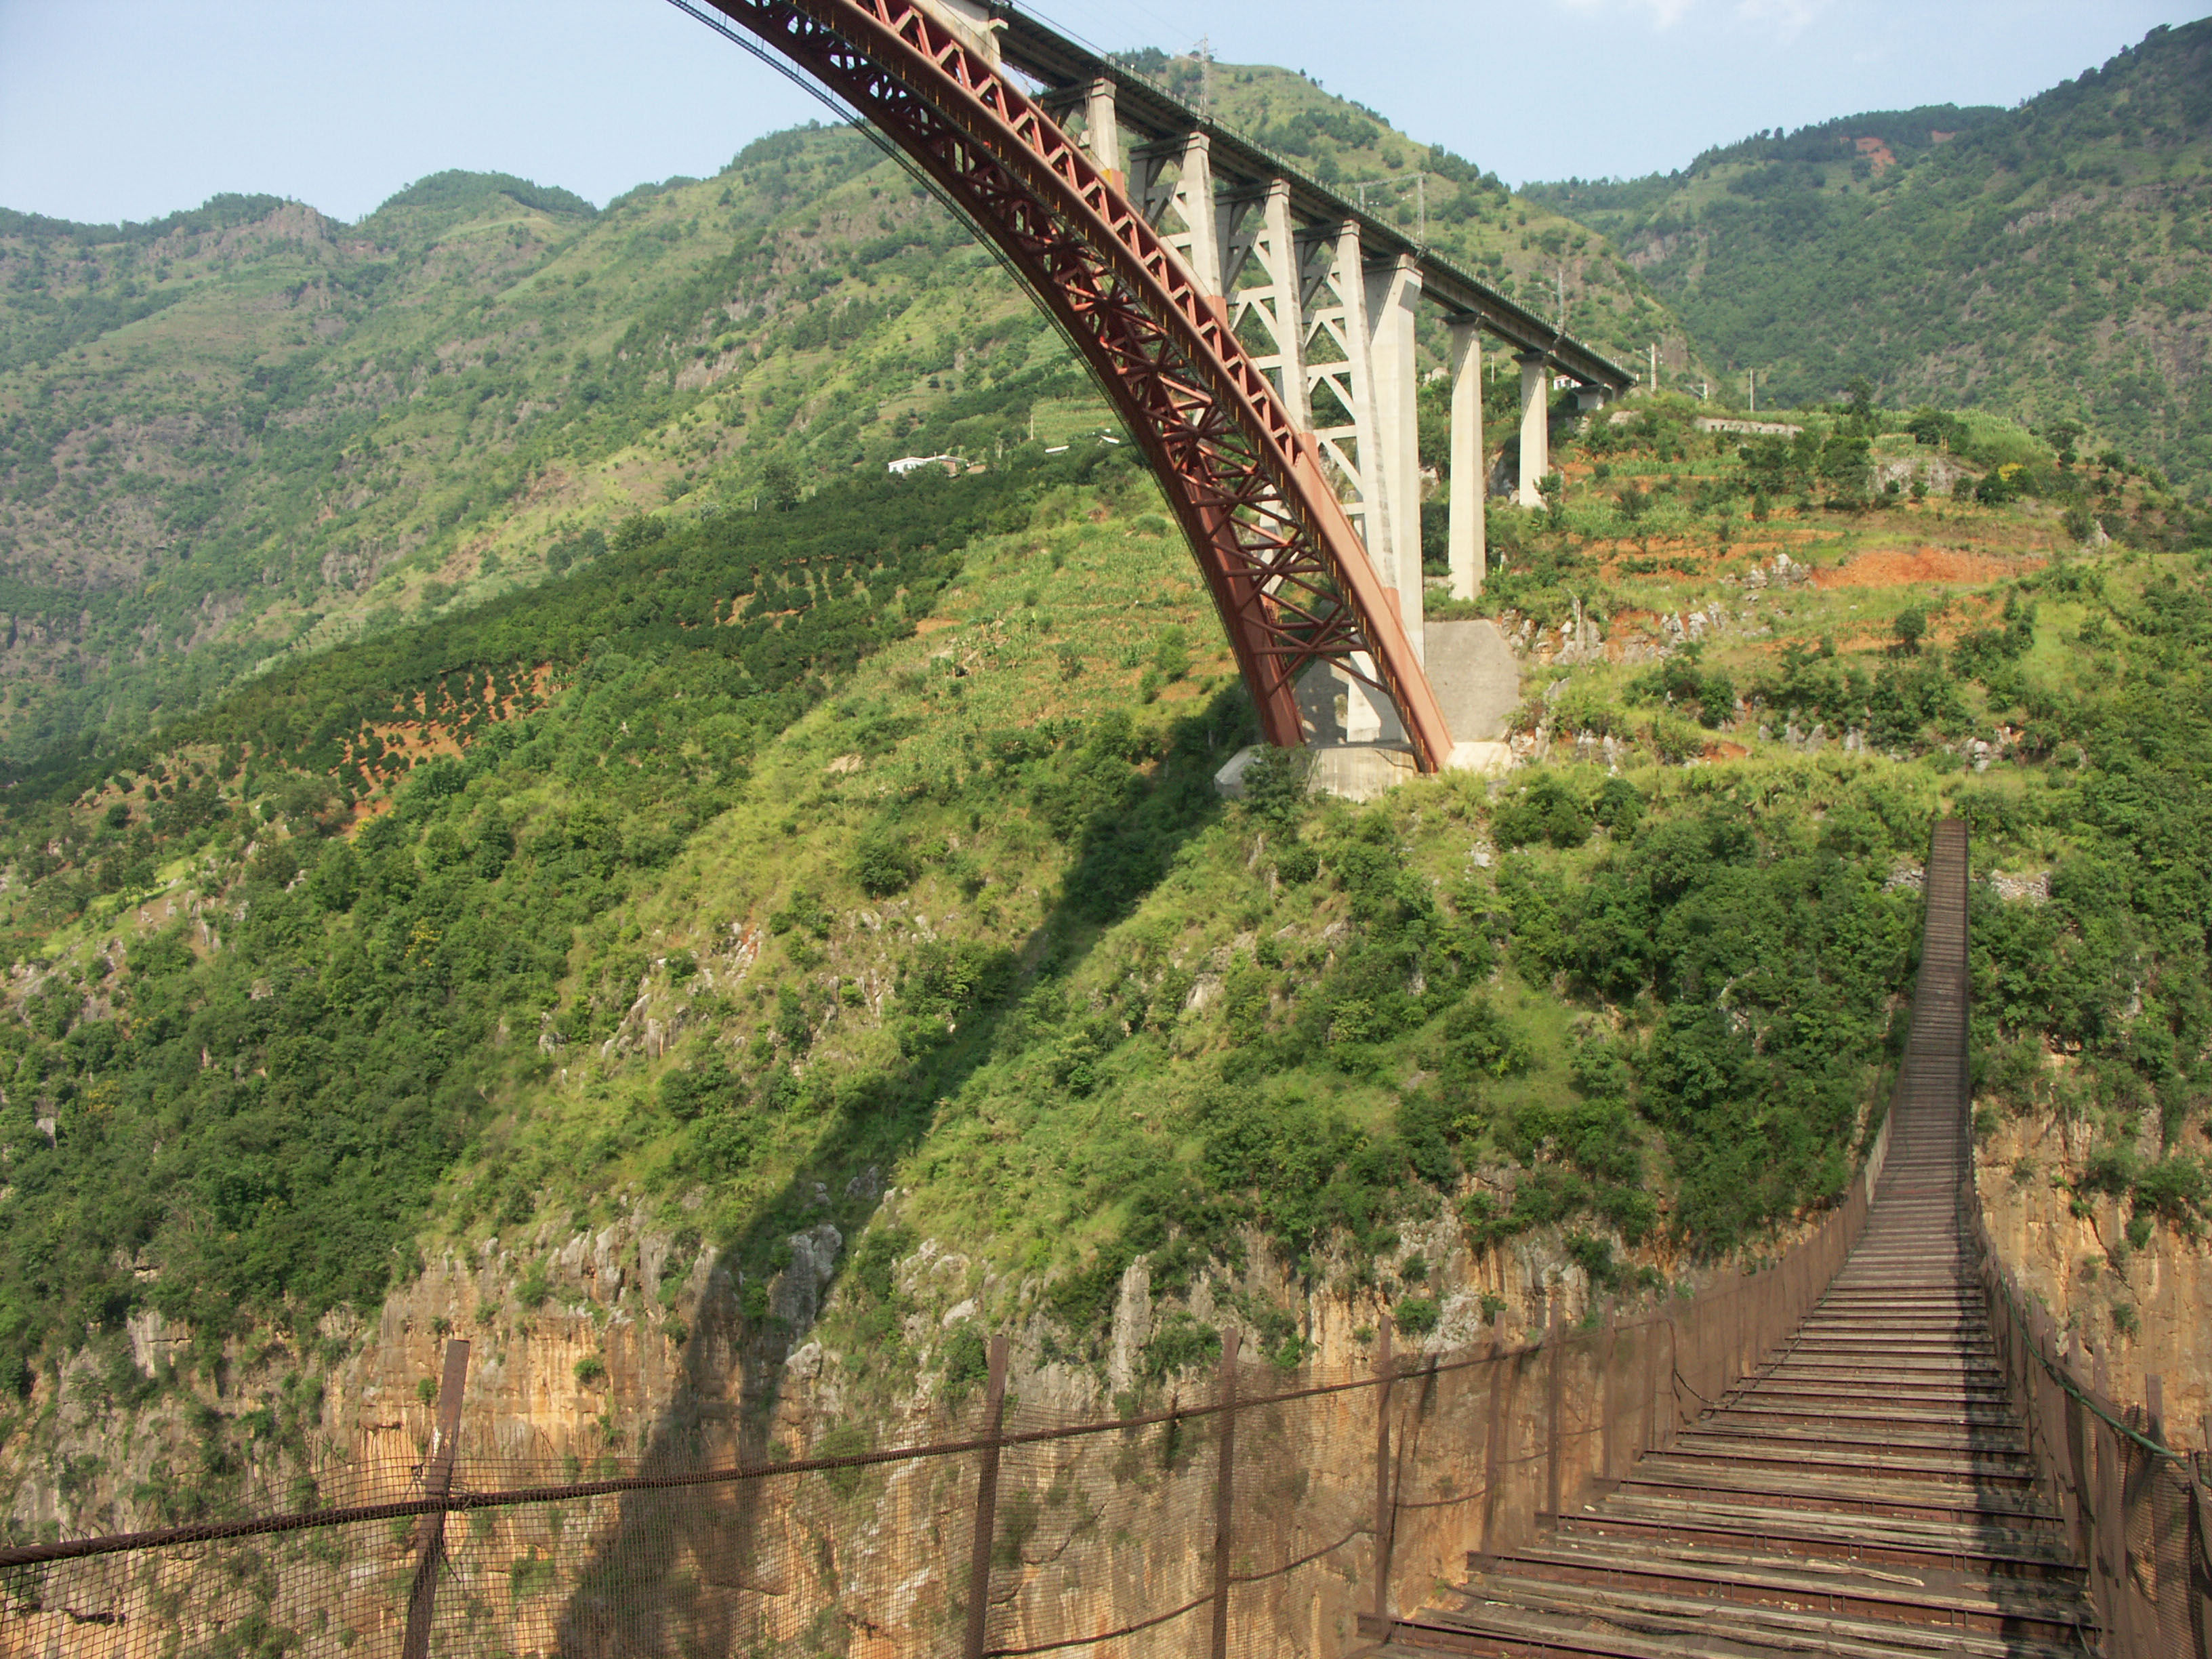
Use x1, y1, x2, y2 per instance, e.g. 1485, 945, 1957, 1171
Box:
962, 1333, 1010, 1659
401, 1339, 470, 1659
1372, 1319, 1395, 1622
1210, 1327, 1242, 1659
1544, 1291, 1563, 1522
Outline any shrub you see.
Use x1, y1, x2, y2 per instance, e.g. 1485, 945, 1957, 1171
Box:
939, 1324, 990, 1402
1393, 1296, 1441, 1336
1141, 1311, 1222, 1380
1153, 626, 1190, 681
1647, 714, 1703, 764
819, 1420, 873, 1498
1491, 773, 1591, 851
1592, 777, 1643, 836
574, 1354, 608, 1387
852, 1226, 916, 1303
1241, 746, 1312, 829
2132, 1157, 2209, 1234
660, 1059, 731, 1121
1563, 1231, 1618, 1289
852, 832, 916, 897
611, 513, 666, 551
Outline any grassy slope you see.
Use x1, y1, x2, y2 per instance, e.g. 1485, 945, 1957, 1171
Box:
0, 60, 1700, 769
1525, 19, 2212, 490
0, 138, 1068, 760
3, 386, 2207, 1509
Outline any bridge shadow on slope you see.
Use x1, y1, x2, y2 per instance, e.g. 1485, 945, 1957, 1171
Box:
549, 691, 1256, 1655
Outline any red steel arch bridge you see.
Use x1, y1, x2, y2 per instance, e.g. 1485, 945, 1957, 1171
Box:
675, 0, 1633, 773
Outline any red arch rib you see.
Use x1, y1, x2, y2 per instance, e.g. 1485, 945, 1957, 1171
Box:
704, 0, 1457, 772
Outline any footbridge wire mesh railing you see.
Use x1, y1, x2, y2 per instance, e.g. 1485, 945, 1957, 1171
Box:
1, 1164, 1892, 1655
1929, 825, 2212, 1658
3, 1187, 1896, 1647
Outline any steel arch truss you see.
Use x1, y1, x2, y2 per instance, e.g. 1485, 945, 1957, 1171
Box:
705, 0, 1454, 770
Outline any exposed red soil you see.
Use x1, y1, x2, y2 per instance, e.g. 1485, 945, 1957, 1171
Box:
1853, 137, 1898, 173
1811, 547, 2043, 589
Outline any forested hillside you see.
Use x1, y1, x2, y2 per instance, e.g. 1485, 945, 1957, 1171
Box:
0, 138, 1052, 762
2, 30, 2209, 1570
0, 61, 1683, 771
3, 373, 2207, 1513
1528, 19, 2212, 492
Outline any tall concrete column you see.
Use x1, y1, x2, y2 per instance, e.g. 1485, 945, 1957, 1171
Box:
1328, 221, 1382, 549
1287, 221, 1401, 747
1446, 319, 1488, 600
1516, 352, 1551, 510
1173, 133, 1221, 297
1082, 78, 1122, 185
1364, 253, 1425, 663
1258, 182, 1311, 429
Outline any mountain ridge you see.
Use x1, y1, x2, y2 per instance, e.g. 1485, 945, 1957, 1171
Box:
1528, 19, 2212, 489
0, 78, 1683, 769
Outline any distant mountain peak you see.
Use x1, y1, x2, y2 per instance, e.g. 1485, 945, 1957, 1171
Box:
364, 170, 598, 227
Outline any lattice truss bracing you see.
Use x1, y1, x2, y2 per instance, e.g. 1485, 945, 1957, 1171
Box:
703, 0, 1458, 769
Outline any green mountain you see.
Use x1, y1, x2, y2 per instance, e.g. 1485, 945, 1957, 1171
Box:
1, 41, 2209, 1576
0, 70, 1685, 773
1527, 19, 2212, 489
0, 135, 1047, 763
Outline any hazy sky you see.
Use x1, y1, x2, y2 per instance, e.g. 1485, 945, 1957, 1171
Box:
1, 1, 2201, 226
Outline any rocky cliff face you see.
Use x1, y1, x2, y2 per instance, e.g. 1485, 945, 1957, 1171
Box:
1975, 1113, 2211, 1447
1, 1183, 1683, 1656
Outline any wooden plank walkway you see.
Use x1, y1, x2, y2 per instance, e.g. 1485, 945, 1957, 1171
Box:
1372, 822, 2105, 1658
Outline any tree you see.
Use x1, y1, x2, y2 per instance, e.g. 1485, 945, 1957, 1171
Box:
1819, 434, 1872, 505
1843, 375, 1875, 432
760, 456, 800, 510
1152, 626, 1190, 682
1893, 607, 1927, 654
611, 513, 665, 552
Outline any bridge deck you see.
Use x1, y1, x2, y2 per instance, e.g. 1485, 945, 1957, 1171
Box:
1370, 823, 2105, 1657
